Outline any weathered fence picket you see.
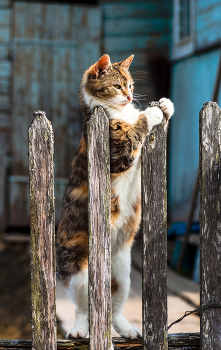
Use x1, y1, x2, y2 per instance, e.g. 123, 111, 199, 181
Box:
87, 107, 112, 350
199, 102, 221, 349
28, 111, 56, 350
141, 122, 167, 349
2, 102, 221, 350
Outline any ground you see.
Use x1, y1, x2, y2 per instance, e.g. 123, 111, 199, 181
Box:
0, 239, 31, 339
0, 234, 200, 340
0, 237, 63, 340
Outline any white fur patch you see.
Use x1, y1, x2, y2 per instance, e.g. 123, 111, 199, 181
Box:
111, 246, 141, 338
144, 106, 164, 131
83, 89, 140, 124
111, 151, 141, 252
159, 97, 174, 119
66, 269, 89, 339
67, 269, 88, 312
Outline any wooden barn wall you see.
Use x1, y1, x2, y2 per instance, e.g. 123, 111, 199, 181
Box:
196, 0, 221, 50
9, 2, 101, 228
101, 1, 172, 105
169, 0, 221, 221
0, 0, 12, 230
169, 49, 221, 221
0, 0, 173, 229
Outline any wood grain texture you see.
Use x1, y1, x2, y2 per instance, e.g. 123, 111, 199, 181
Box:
196, 0, 221, 50
10, 2, 101, 226
141, 121, 167, 350
12, 2, 101, 177
28, 111, 56, 350
87, 107, 112, 350
0, 0, 10, 8
0, 132, 10, 229
0, 333, 200, 349
102, 2, 171, 19
199, 102, 221, 349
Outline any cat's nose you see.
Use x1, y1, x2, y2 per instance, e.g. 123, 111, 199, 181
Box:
127, 95, 132, 102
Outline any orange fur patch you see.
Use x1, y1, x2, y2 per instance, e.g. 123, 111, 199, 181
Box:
125, 199, 141, 246
132, 148, 140, 157
79, 258, 88, 271
56, 229, 68, 245
71, 183, 88, 200
111, 279, 119, 295
111, 192, 120, 225
78, 137, 87, 155
61, 231, 88, 248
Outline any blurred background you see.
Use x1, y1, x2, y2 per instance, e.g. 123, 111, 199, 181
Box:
0, 0, 220, 340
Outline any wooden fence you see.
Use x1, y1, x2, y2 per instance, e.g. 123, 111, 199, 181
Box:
0, 101, 221, 349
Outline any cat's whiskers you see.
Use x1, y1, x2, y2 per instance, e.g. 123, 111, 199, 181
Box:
133, 78, 149, 85
132, 99, 142, 110
133, 94, 147, 101
132, 71, 149, 83
131, 70, 148, 77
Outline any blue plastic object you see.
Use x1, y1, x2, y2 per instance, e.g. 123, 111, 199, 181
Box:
167, 221, 199, 237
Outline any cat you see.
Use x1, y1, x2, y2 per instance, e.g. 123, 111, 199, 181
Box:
56, 54, 174, 340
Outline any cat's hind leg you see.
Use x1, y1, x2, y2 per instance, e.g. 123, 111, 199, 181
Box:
66, 267, 89, 339
111, 245, 141, 339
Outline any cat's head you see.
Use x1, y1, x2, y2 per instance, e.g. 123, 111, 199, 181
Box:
80, 54, 134, 111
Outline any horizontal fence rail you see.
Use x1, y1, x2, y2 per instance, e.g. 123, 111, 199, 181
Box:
0, 333, 200, 349
2, 102, 221, 349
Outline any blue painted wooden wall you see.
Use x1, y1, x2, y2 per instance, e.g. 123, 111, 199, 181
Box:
170, 0, 221, 221
0, 0, 173, 228
170, 50, 221, 220
196, 0, 221, 49
0, 0, 11, 229
102, 1, 172, 102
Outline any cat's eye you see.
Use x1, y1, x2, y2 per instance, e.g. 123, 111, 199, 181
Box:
114, 84, 122, 90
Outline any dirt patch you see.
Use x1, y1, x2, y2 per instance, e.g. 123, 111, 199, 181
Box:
0, 240, 31, 339
0, 238, 63, 340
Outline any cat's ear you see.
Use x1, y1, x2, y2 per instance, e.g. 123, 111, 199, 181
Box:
119, 55, 134, 70
91, 54, 111, 77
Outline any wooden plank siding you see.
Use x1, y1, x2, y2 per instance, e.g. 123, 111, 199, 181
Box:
196, 0, 221, 50
0, 0, 173, 228
0, 0, 11, 117
102, 1, 172, 104
169, 50, 221, 221
169, 0, 221, 221
0, 0, 11, 229
9, 2, 101, 227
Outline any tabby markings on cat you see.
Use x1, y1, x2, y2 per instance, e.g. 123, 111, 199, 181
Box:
56, 54, 174, 339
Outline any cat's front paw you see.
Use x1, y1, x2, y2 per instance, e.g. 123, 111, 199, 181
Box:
145, 106, 164, 131
159, 98, 174, 121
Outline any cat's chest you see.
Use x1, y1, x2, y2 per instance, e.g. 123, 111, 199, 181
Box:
111, 159, 141, 226
108, 104, 140, 124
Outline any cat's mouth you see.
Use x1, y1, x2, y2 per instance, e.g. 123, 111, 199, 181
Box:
121, 97, 133, 106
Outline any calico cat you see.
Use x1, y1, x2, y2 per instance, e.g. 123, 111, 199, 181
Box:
56, 54, 174, 339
